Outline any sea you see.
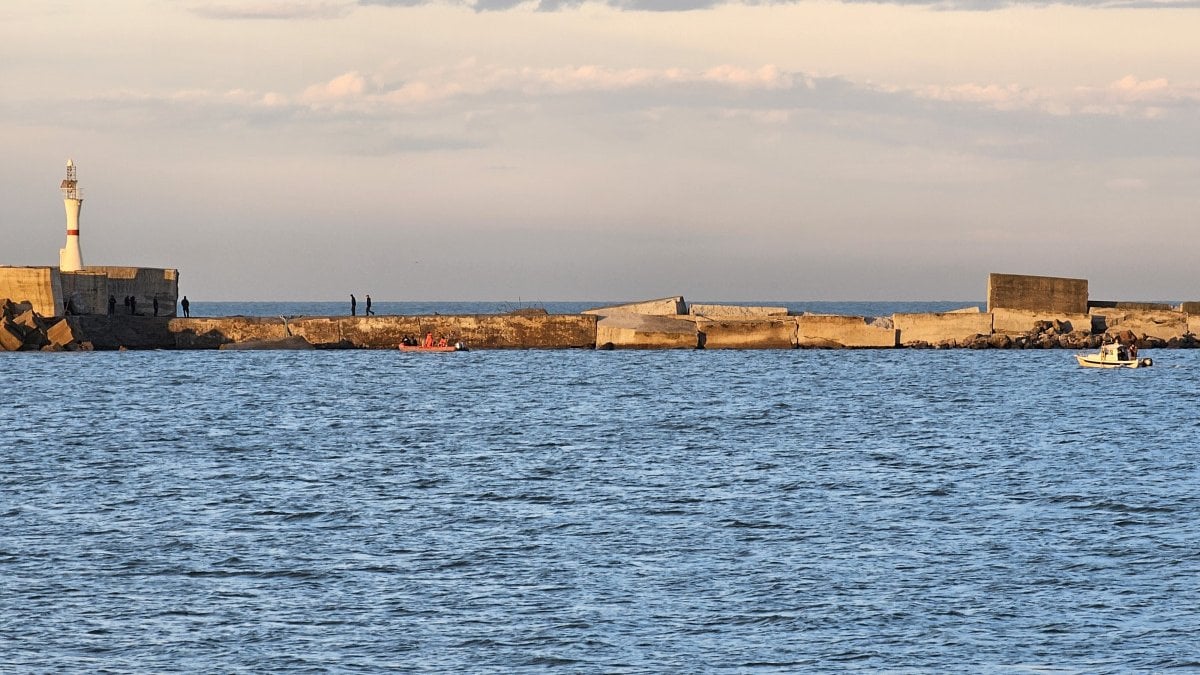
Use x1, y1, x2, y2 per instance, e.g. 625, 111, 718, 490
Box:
3, 301, 1198, 673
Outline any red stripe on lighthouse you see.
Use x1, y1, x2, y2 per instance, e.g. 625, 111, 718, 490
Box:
67, 230, 80, 236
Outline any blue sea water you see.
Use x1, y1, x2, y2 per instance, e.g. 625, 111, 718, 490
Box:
185, 300, 984, 319
3, 315, 1200, 672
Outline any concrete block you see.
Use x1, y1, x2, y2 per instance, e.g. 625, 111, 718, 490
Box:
697, 318, 795, 349
10, 309, 44, 335
689, 304, 789, 318
45, 318, 77, 347
289, 318, 344, 346
1098, 309, 1188, 341
584, 296, 687, 316
992, 308, 1090, 335
596, 313, 697, 349
798, 315, 897, 348
1189, 315, 1200, 336
0, 267, 62, 317
2, 299, 34, 319
1181, 302, 1200, 314
894, 312, 993, 346
0, 323, 23, 351
21, 327, 49, 350
59, 270, 108, 315
987, 273, 1088, 314
219, 336, 315, 350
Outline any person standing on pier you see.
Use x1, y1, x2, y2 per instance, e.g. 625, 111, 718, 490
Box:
181, 296, 190, 317
108, 295, 116, 315
365, 294, 374, 315
350, 294, 357, 316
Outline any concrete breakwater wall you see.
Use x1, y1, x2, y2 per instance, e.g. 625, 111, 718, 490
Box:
4, 309, 1200, 351
69, 314, 597, 350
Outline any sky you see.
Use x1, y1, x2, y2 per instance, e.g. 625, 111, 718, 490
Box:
1, 0, 1197, 302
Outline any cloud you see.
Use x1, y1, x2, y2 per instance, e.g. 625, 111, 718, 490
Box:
189, 0, 356, 20
909, 76, 1200, 118
300, 72, 370, 104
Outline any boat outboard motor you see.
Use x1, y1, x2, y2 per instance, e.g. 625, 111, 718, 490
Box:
1139, 357, 1153, 367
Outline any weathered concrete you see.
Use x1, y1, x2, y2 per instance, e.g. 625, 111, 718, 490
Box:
73, 314, 598, 350
992, 308, 1089, 335
0, 268, 63, 317
1, 265, 178, 317
689, 304, 789, 318
1094, 309, 1188, 341
1089, 300, 1175, 311
90, 266, 179, 317
596, 312, 697, 349
697, 318, 795, 349
338, 315, 596, 349
219, 336, 314, 350
0, 322, 23, 351
1181, 302, 1200, 315
584, 296, 687, 317
987, 273, 1088, 314
797, 315, 897, 348
894, 312, 994, 346
59, 270, 108, 315
171, 317, 290, 349
45, 318, 77, 348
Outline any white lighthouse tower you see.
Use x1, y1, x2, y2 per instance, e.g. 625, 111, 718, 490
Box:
59, 159, 84, 272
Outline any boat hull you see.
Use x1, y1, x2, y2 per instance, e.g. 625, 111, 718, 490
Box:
1075, 354, 1151, 369
398, 344, 463, 352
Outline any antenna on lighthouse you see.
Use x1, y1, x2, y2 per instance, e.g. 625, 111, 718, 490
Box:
59, 159, 85, 272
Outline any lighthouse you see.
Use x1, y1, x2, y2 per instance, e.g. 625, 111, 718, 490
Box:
59, 159, 84, 272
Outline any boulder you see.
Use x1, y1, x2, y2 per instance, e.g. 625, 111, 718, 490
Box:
988, 334, 1012, 349
1098, 309, 1187, 342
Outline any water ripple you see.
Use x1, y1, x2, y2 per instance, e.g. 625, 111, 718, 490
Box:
2, 349, 1198, 672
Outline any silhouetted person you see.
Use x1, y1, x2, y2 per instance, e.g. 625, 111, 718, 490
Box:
365, 294, 374, 315
108, 295, 116, 315
124, 296, 130, 312
350, 294, 357, 316
153, 297, 159, 316
181, 296, 190, 317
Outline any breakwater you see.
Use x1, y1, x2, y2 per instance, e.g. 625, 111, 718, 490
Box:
59, 314, 598, 350
4, 307, 1197, 351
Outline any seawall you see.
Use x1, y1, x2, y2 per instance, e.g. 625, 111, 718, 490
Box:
56, 308, 1200, 351
70, 314, 597, 350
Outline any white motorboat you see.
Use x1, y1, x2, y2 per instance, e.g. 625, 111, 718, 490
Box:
1076, 342, 1152, 369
